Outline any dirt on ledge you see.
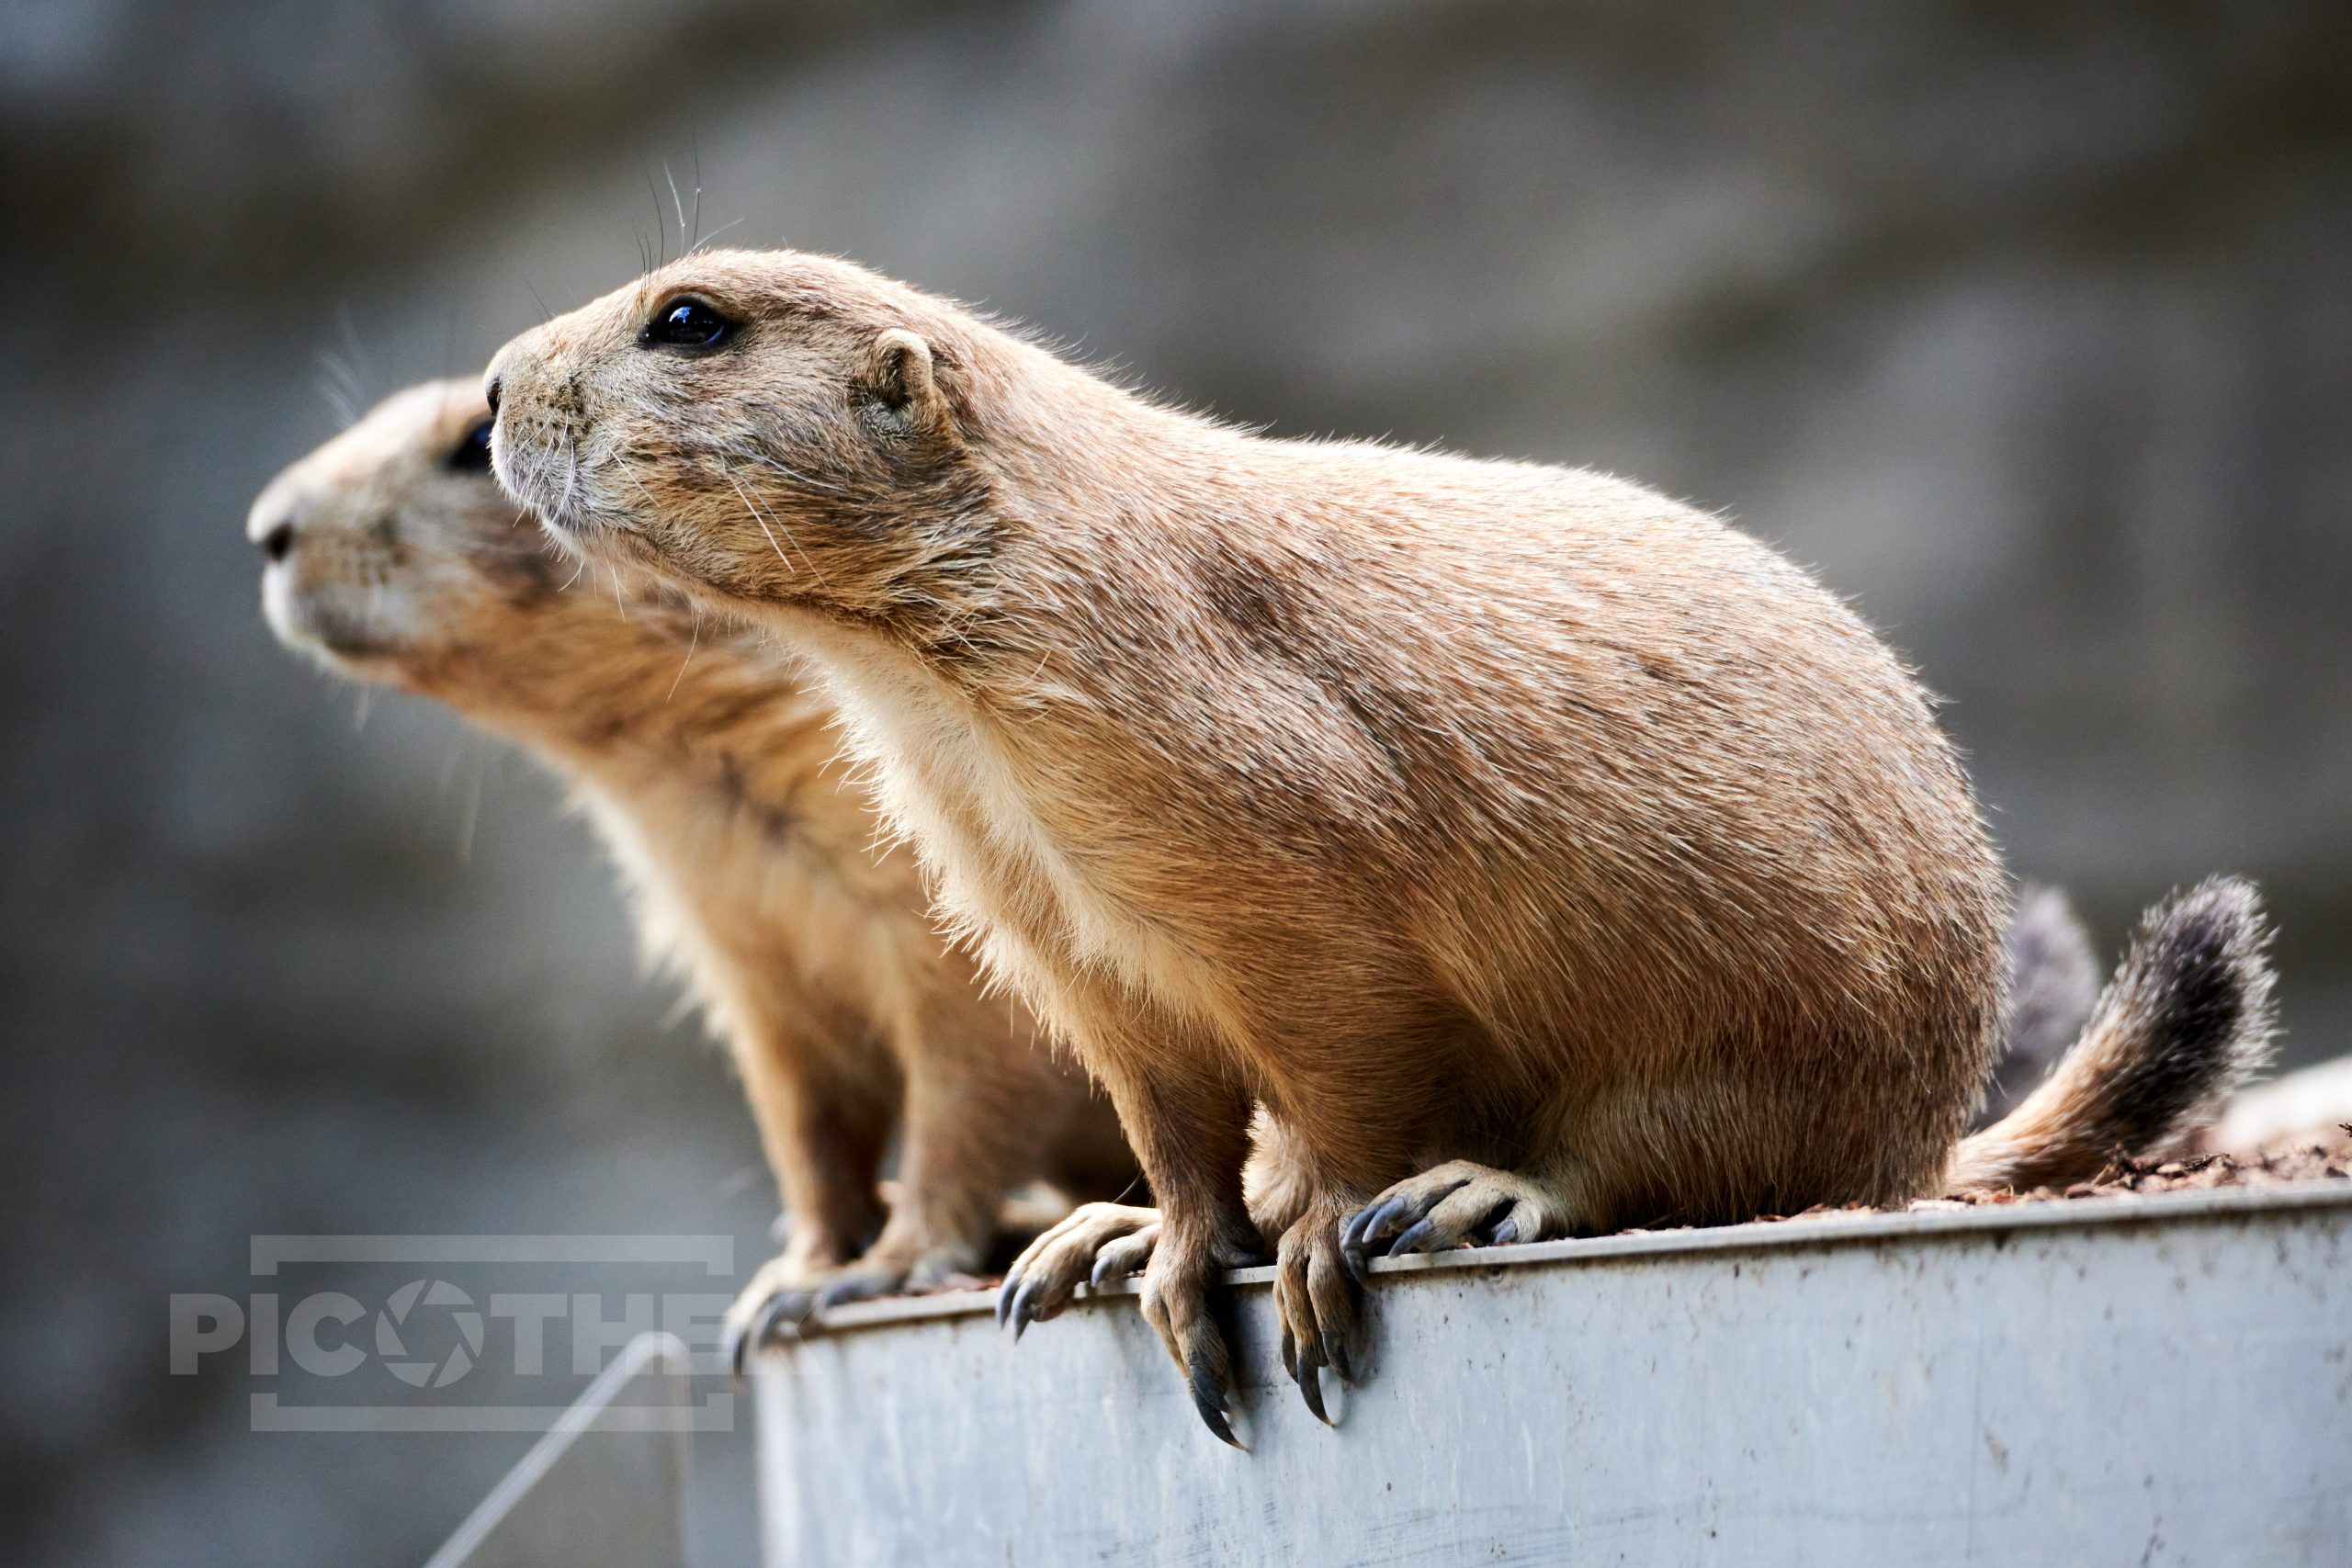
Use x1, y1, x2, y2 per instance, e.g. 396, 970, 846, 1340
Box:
1768, 1124, 2352, 1227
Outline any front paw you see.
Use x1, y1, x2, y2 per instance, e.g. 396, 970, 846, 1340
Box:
996, 1202, 1162, 1340
726, 1247, 960, 1371
809, 1244, 984, 1310
723, 1253, 840, 1374
1273, 1203, 1361, 1424
1139, 1247, 1245, 1450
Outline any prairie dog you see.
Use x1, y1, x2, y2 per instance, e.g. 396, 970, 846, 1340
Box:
246, 379, 1135, 1356
483, 253, 2274, 1440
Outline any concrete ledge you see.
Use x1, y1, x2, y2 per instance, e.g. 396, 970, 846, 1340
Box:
754, 1184, 2352, 1566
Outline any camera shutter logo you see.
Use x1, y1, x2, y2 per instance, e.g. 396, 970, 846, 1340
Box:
374, 1280, 485, 1388
220, 1235, 739, 1430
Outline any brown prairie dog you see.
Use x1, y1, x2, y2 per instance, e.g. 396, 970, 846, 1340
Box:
483, 253, 2273, 1441
245, 379, 1136, 1358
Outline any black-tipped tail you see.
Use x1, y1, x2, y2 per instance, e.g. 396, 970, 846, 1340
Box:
1980, 885, 2101, 1127
1949, 876, 2277, 1192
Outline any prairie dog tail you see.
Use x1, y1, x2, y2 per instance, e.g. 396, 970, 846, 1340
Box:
1979, 885, 2102, 1127
1947, 876, 2277, 1193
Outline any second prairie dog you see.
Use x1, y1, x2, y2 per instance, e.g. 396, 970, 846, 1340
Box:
484, 253, 2274, 1439
246, 379, 1135, 1353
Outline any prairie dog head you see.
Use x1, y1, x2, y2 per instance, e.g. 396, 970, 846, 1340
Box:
482, 250, 995, 633
248, 378, 685, 719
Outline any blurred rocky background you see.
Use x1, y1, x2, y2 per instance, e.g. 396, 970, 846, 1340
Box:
3, 2, 2346, 1563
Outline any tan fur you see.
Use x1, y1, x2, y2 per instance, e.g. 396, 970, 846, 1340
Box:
481, 251, 2258, 1432
247, 380, 1135, 1345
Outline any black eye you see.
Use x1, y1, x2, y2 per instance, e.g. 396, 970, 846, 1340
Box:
641, 298, 733, 353
448, 418, 493, 472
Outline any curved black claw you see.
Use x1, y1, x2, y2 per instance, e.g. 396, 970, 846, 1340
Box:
1339, 1197, 1400, 1284
1391, 1191, 1513, 1257
1340, 1179, 1470, 1280
994, 1270, 1018, 1330
1321, 1325, 1355, 1384
1189, 1348, 1243, 1450
728, 1290, 809, 1377
1292, 1335, 1330, 1425
1001, 1270, 1050, 1342
724, 1321, 750, 1379
812, 1268, 899, 1313
1088, 1228, 1158, 1288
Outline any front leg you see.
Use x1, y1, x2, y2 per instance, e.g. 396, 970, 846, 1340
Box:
718, 1005, 894, 1370
811, 980, 1070, 1312
1270, 1187, 1369, 1424
1141, 1189, 1261, 1448
1237, 1109, 1373, 1422
1133, 1072, 1263, 1447
996, 999, 1260, 1446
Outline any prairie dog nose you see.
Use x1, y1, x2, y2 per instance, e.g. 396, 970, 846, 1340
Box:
483, 333, 551, 419
246, 484, 306, 561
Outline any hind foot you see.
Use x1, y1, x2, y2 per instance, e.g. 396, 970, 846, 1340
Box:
1340, 1160, 1573, 1281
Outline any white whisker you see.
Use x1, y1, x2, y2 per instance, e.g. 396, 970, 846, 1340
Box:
663, 161, 689, 250
689, 217, 746, 255
736, 450, 851, 497
555, 446, 582, 520
725, 468, 825, 581
616, 455, 665, 519
668, 606, 703, 701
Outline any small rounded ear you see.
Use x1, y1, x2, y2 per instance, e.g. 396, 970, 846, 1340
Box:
864, 328, 956, 444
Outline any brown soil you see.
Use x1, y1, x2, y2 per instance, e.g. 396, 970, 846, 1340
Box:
1762, 1123, 2352, 1227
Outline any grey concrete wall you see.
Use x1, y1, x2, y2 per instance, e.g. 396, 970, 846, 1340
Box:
756, 1190, 2352, 1566
3, 4, 2347, 1564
